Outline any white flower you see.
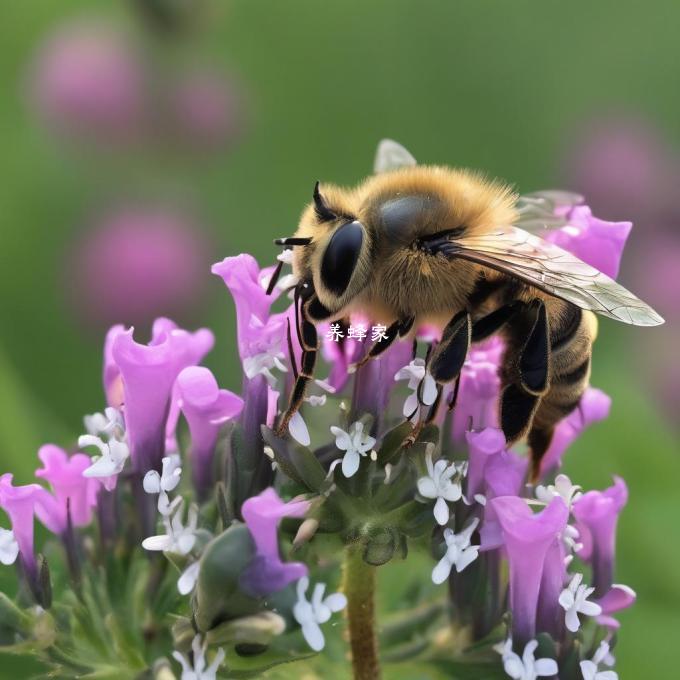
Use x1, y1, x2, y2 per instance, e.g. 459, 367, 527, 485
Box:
289, 411, 311, 446
432, 518, 480, 584
559, 572, 602, 632
0, 528, 19, 566
580, 641, 618, 680
142, 501, 198, 555
83, 407, 125, 438
417, 447, 464, 525
496, 639, 558, 680
243, 349, 288, 385
536, 474, 583, 508
143, 454, 182, 515
79, 434, 130, 483
172, 635, 225, 680
293, 577, 347, 652
562, 524, 584, 564
330, 421, 376, 478
178, 561, 201, 596
394, 359, 438, 420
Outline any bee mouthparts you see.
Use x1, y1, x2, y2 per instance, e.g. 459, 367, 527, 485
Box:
274, 237, 312, 246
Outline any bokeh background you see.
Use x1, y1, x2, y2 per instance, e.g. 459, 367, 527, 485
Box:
1, 1, 678, 677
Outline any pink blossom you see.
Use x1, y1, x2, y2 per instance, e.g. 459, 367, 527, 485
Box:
240, 488, 309, 596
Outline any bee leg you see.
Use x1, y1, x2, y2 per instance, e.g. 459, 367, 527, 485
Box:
527, 426, 555, 483
471, 300, 526, 342
276, 312, 319, 437
418, 310, 471, 429
354, 316, 415, 369
499, 299, 551, 477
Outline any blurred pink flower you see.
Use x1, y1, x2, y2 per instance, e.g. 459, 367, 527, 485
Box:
67, 207, 211, 329
562, 114, 673, 223
169, 69, 244, 150
28, 21, 145, 143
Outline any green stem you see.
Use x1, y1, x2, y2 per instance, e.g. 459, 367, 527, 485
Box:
343, 545, 381, 680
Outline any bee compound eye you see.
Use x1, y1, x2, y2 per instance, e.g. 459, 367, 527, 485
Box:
320, 220, 364, 296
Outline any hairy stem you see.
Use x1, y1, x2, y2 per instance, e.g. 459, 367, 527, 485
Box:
343, 545, 381, 680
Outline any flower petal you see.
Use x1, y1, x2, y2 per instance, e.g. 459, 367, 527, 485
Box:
433, 497, 450, 526
289, 412, 311, 446
342, 451, 361, 478
432, 556, 452, 584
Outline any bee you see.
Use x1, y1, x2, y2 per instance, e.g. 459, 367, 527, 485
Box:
269, 140, 663, 480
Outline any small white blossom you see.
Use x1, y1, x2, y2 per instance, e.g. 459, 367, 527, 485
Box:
432, 518, 480, 584
330, 421, 376, 478
417, 447, 464, 525
243, 349, 288, 386
178, 561, 201, 596
142, 501, 198, 555
293, 577, 347, 652
580, 640, 618, 680
559, 572, 602, 632
83, 407, 125, 438
79, 434, 130, 483
289, 411, 311, 446
536, 474, 583, 508
0, 528, 19, 566
143, 454, 182, 515
394, 359, 437, 420
496, 639, 558, 680
172, 635, 225, 680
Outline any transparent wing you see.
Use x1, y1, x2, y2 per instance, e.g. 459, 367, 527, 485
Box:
441, 226, 664, 326
515, 190, 584, 233
373, 139, 417, 174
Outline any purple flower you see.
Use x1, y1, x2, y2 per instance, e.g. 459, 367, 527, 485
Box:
212, 254, 288, 382
465, 427, 506, 501
545, 203, 631, 280
595, 583, 637, 630
0, 474, 55, 575
34, 445, 100, 530
539, 387, 611, 479
176, 366, 244, 498
170, 68, 244, 150
573, 477, 628, 596
27, 20, 144, 142
107, 318, 214, 472
66, 207, 210, 330
240, 488, 309, 596
451, 338, 503, 444
486, 496, 569, 644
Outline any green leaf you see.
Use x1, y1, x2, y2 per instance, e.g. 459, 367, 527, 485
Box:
377, 421, 413, 465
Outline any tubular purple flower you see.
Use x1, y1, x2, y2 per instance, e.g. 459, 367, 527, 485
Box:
488, 496, 569, 645
595, 583, 636, 629
0, 474, 55, 576
240, 488, 310, 596
108, 318, 214, 472
572, 477, 628, 596
539, 387, 611, 479
34, 445, 100, 529
451, 338, 503, 444
536, 539, 567, 640
176, 366, 244, 498
465, 427, 506, 501
546, 203, 631, 279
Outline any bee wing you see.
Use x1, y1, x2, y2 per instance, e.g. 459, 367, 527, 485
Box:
373, 139, 417, 174
441, 226, 664, 326
514, 190, 584, 233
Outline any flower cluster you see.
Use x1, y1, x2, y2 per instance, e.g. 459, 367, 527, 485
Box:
0, 146, 638, 680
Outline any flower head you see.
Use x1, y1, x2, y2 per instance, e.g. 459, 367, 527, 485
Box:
172, 635, 225, 680
417, 448, 464, 525
240, 488, 309, 596
558, 572, 602, 632
394, 358, 438, 420
142, 500, 198, 555
293, 577, 347, 652
595, 583, 636, 630
143, 454, 182, 515
496, 639, 558, 680
580, 640, 618, 680
79, 434, 130, 491
35, 444, 100, 530
330, 421, 376, 478
432, 518, 480, 584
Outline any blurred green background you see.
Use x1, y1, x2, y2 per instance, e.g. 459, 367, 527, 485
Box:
1, 1, 678, 677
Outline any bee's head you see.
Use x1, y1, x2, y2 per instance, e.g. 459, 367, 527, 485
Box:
288, 182, 371, 314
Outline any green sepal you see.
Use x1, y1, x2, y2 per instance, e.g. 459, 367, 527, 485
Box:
193, 523, 262, 632
363, 526, 398, 566
377, 421, 413, 465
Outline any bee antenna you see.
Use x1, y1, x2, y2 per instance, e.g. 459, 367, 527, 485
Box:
313, 181, 336, 222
